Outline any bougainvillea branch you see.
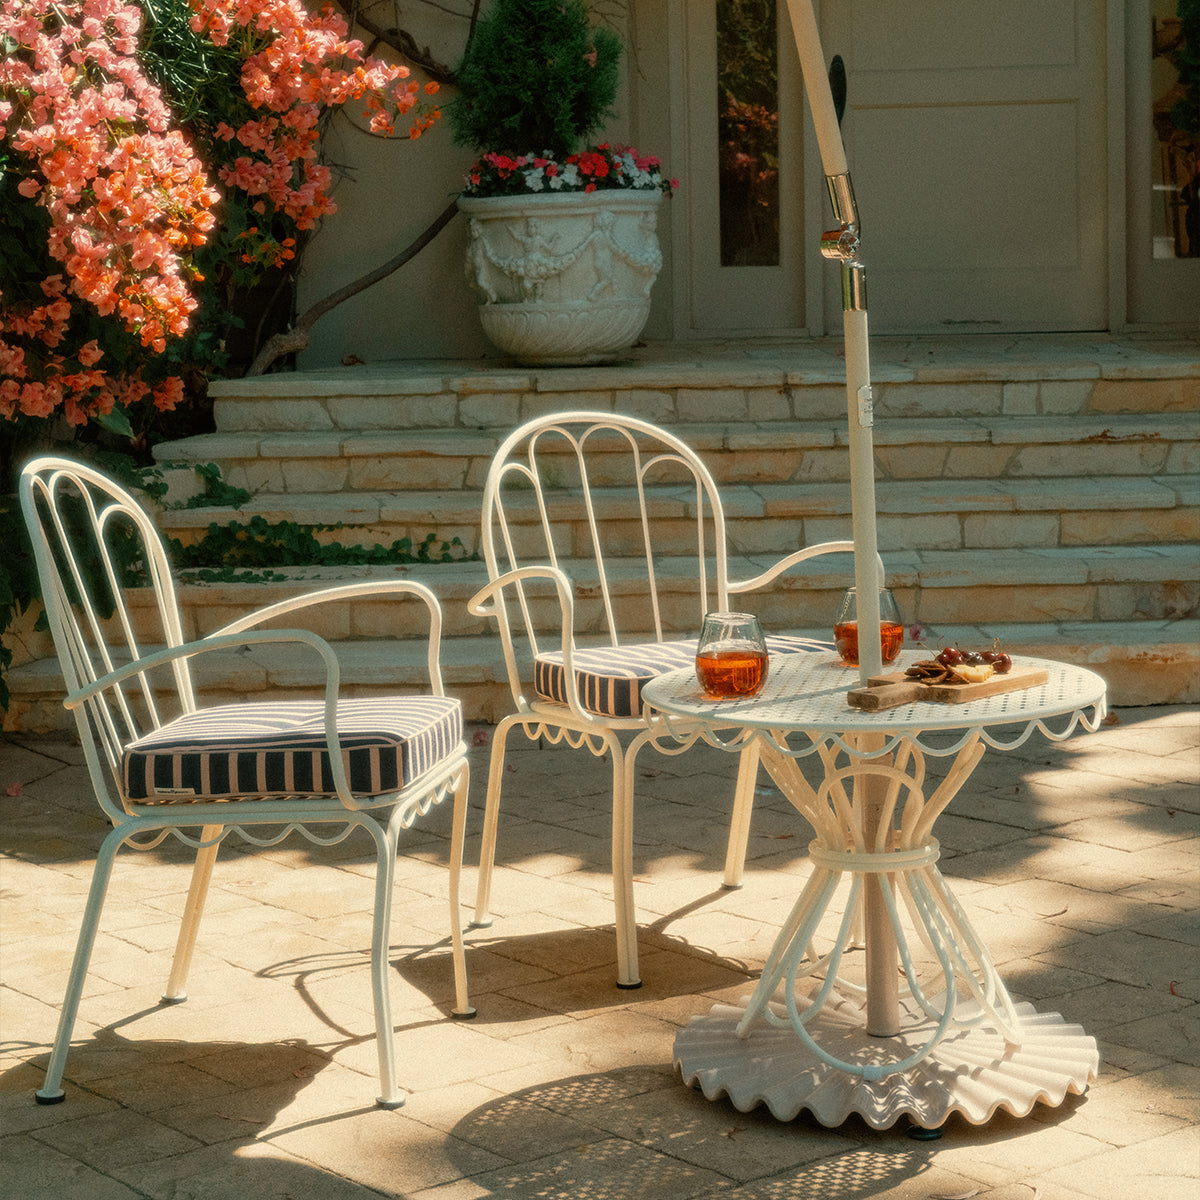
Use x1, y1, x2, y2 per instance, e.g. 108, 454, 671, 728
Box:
246, 197, 459, 376
239, 0, 488, 377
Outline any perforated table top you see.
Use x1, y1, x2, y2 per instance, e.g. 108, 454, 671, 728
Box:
642, 650, 1108, 756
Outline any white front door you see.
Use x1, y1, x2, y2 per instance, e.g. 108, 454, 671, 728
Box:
681, 0, 1111, 335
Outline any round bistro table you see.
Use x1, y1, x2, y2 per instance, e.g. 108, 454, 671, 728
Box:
640, 650, 1108, 1130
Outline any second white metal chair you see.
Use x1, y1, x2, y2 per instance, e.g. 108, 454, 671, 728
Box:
467, 412, 858, 987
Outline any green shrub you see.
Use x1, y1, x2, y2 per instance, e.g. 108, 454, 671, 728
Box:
449, 0, 622, 156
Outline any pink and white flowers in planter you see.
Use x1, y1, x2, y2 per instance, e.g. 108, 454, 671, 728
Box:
461, 143, 678, 198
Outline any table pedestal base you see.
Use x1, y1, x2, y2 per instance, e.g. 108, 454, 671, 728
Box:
675, 991, 1098, 1130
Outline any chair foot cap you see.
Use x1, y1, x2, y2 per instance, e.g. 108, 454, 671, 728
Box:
159, 993, 188, 1005
451, 1007, 478, 1020
376, 1095, 407, 1110
35, 1090, 65, 1106
616, 980, 642, 990
469, 918, 494, 929
721, 882, 744, 891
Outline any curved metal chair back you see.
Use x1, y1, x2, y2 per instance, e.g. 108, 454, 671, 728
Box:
24, 459, 198, 810
481, 412, 734, 708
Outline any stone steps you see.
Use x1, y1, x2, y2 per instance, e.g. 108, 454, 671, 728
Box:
140, 545, 1200, 633
6, 334, 1197, 732
156, 475, 1197, 557
7, 551, 1197, 731
11, 545, 1199, 637
197, 334, 1200, 431
8, 615, 1197, 732
157, 412, 1197, 496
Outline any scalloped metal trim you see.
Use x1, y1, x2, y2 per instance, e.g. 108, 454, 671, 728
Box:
674, 996, 1098, 1130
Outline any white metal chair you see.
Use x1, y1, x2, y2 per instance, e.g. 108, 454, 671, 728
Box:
466, 412, 862, 987
19, 456, 473, 1110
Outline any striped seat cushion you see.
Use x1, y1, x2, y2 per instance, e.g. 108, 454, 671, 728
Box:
533, 635, 831, 719
122, 697, 463, 803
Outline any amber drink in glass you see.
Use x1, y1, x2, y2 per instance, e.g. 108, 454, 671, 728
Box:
695, 612, 768, 699
834, 587, 903, 667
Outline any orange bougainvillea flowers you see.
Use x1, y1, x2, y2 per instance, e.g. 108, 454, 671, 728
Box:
1, 0, 438, 426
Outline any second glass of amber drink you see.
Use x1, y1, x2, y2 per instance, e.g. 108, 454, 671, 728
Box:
695, 612, 769, 699
834, 587, 904, 666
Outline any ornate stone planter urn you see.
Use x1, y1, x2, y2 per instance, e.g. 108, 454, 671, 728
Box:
457, 190, 664, 365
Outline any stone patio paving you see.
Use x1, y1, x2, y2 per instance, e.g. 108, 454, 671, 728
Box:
1, 702, 1197, 1199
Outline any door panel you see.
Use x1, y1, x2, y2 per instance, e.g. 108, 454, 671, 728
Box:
824, 0, 1108, 332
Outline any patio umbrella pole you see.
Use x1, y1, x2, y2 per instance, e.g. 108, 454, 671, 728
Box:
784, 0, 899, 1039
783, 0, 882, 684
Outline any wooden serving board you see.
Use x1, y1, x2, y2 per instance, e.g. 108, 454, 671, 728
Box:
847, 663, 1050, 712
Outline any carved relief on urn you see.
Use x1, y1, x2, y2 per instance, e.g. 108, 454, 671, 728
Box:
458, 191, 664, 365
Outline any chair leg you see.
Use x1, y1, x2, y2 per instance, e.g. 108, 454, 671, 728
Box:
367, 813, 405, 1109
162, 825, 223, 1003
473, 713, 521, 928
614, 730, 651, 990
448, 764, 476, 1019
36, 827, 123, 1104
724, 742, 762, 889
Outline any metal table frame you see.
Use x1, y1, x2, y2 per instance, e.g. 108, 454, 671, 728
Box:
641, 650, 1108, 1129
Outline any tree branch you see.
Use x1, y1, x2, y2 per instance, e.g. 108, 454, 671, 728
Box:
331, 2, 460, 83
245, 200, 460, 376
242, 3, 487, 378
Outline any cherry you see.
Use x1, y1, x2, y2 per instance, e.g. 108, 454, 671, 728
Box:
934, 643, 1011, 672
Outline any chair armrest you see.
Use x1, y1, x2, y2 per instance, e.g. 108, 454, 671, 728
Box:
209, 579, 448, 696
467, 564, 575, 621
63, 628, 341, 709
63, 629, 369, 811
468, 565, 601, 724
728, 540, 883, 595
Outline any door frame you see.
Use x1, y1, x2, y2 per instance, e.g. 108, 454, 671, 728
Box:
674, 0, 813, 335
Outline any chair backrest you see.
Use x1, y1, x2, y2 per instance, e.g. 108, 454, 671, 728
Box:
481, 412, 732, 662
19, 457, 194, 795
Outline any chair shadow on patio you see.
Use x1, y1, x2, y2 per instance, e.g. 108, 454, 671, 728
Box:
397, 898, 769, 1017
2, 1024, 332, 1130
1, 1039, 428, 1200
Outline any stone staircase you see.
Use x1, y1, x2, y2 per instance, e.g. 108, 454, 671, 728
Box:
5, 333, 1198, 731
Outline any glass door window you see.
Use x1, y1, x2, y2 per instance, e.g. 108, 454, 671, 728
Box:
1127, 0, 1199, 325
1150, 4, 1198, 259
717, 0, 782, 267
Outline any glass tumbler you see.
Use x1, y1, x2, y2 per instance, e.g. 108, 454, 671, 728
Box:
695, 612, 769, 699
833, 587, 904, 667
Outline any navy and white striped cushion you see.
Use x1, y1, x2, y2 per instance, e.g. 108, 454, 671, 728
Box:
533, 635, 831, 719
122, 697, 462, 803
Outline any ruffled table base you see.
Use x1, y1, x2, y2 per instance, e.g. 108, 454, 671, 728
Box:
674, 992, 1099, 1130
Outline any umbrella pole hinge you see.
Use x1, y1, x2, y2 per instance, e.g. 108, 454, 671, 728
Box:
822, 173, 868, 312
